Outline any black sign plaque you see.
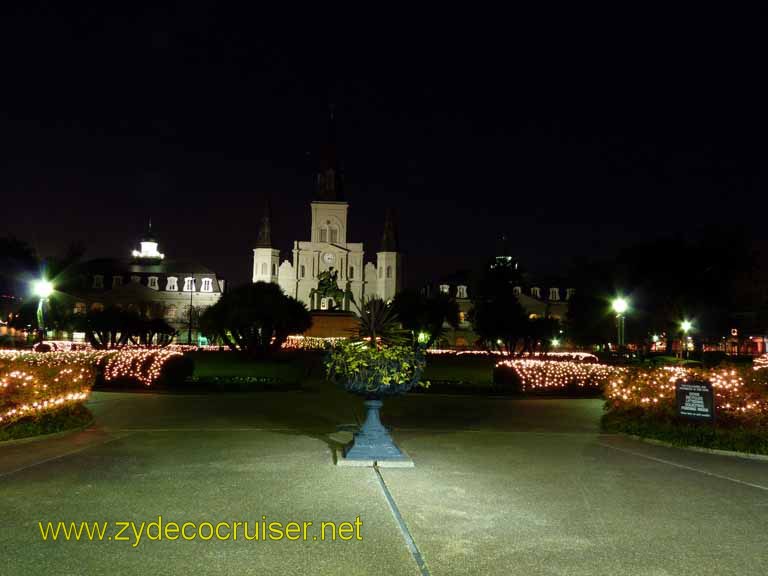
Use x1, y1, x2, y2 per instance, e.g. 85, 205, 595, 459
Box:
675, 380, 715, 422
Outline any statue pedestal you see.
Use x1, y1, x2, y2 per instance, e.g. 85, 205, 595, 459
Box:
305, 311, 358, 338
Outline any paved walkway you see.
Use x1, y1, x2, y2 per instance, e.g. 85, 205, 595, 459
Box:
2, 386, 767, 575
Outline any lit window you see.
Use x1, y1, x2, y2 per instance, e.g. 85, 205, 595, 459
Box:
131, 275, 141, 284
529, 313, 539, 320
320, 297, 328, 310
459, 311, 466, 324
91, 302, 104, 312
166, 277, 179, 291
93, 275, 104, 289
201, 278, 213, 292
457, 285, 468, 298
183, 277, 195, 292
300, 265, 306, 278
531, 287, 541, 299
349, 266, 354, 279
148, 276, 159, 290
513, 286, 522, 297
330, 228, 338, 243
439, 284, 449, 294
74, 302, 86, 315
386, 266, 392, 279
112, 276, 123, 288
549, 288, 560, 301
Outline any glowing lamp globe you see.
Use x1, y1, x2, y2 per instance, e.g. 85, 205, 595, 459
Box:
612, 298, 629, 315
681, 320, 693, 333
32, 279, 54, 299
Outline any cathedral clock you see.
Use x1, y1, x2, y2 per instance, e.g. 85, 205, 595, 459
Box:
323, 252, 336, 265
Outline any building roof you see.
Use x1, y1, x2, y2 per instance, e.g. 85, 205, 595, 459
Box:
75, 258, 218, 276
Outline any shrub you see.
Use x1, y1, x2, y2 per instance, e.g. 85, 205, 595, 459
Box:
1, 352, 97, 432
494, 359, 617, 394
603, 365, 768, 454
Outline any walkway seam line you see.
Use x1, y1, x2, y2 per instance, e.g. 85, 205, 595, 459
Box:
0, 433, 132, 478
598, 442, 768, 491
373, 466, 431, 576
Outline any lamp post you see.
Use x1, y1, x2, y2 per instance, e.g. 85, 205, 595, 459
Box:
680, 319, 693, 360
611, 297, 629, 350
32, 279, 54, 344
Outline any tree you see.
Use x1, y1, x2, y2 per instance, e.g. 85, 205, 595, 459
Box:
392, 290, 459, 348
354, 297, 408, 347
470, 295, 528, 353
199, 282, 311, 355
71, 306, 143, 349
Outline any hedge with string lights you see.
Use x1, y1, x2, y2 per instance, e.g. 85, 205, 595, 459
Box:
602, 365, 768, 454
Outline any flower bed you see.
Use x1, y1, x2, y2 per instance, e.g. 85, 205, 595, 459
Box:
603, 366, 768, 454
494, 359, 617, 393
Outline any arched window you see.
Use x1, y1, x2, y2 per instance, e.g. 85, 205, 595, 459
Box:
272, 263, 276, 276
92, 275, 104, 289
201, 278, 213, 292
183, 277, 195, 292
148, 276, 159, 290
531, 287, 541, 299
378, 267, 383, 279
261, 262, 267, 275
349, 266, 354, 280
549, 288, 560, 301
112, 276, 123, 288
330, 228, 338, 243
166, 277, 178, 291
300, 265, 306, 278
457, 285, 468, 298
386, 266, 392, 279
566, 288, 575, 300
513, 286, 522, 297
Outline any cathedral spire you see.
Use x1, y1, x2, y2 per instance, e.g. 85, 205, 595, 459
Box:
315, 108, 344, 201
255, 194, 273, 248
380, 208, 399, 252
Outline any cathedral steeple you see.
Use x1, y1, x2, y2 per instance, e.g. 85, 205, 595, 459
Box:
255, 195, 273, 248
380, 208, 399, 252
315, 108, 344, 202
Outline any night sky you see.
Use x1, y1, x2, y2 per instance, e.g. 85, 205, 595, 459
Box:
2, 7, 767, 288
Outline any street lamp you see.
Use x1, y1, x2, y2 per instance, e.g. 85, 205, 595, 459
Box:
32, 278, 54, 343
680, 319, 693, 359
611, 297, 629, 349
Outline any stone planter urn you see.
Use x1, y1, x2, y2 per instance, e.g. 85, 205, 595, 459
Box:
325, 343, 425, 463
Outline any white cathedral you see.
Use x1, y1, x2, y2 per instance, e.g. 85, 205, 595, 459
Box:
251, 122, 403, 313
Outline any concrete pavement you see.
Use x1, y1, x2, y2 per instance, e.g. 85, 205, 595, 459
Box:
1, 387, 767, 575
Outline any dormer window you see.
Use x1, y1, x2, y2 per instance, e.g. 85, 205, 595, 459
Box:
531, 287, 541, 299
183, 277, 195, 292
439, 284, 449, 294
166, 277, 178, 291
148, 276, 159, 290
201, 278, 213, 293
549, 288, 560, 301
112, 276, 123, 288
93, 275, 104, 289
457, 285, 468, 298
131, 275, 141, 284
512, 286, 522, 297
566, 288, 576, 300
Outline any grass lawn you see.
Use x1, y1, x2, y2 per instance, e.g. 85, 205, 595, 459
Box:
187, 351, 316, 384
423, 354, 496, 386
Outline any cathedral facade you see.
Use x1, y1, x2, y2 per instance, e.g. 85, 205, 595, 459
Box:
252, 120, 403, 313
